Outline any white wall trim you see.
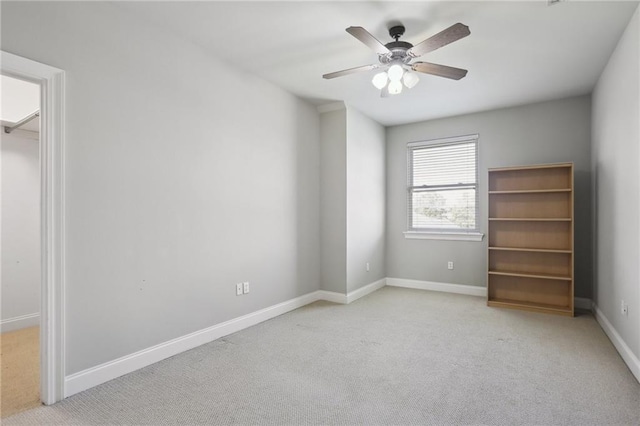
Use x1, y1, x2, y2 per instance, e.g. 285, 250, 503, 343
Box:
403, 231, 484, 242
593, 304, 640, 383
317, 290, 348, 304
346, 278, 387, 304
408, 133, 480, 147
59, 281, 636, 401
386, 277, 487, 297
2, 51, 66, 405
65, 279, 392, 398
0, 313, 40, 333
387, 279, 592, 313
65, 291, 322, 398
317, 278, 388, 305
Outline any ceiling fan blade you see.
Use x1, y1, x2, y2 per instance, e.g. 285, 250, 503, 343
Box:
407, 23, 470, 57
346, 26, 391, 55
411, 62, 468, 80
323, 64, 380, 79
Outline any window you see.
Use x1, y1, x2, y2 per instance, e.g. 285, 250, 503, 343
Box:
405, 134, 482, 241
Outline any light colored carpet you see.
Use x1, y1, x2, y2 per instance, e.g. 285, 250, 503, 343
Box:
0, 326, 41, 418
4, 287, 640, 425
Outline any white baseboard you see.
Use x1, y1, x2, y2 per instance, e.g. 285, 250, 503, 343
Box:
318, 278, 387, 305
593, 304, 640, 383
0, 313, 39, 333
346, 278, 387, 304
386, 277, 487, 297
386, 280, 593, 312
62, 279, 620, 401
65, 291, 321, 398
66, 279, 390, 398
316, 290, 347, 304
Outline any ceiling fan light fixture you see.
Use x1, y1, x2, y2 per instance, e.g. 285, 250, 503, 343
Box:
403, 71, 419, 88
387, 64, 404, 81
372, 72, 388, 89
324, 22, 470, 97
388, 80, 403, 95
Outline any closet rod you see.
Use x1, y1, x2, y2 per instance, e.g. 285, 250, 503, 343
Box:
4, 110, 40, 134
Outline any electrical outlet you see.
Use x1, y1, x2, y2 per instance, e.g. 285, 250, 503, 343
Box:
621, 300, 628, 316
236, 283, 243, 296
366, 262, 370, 272
448, 261, 454, 270
243, 282, 250, 294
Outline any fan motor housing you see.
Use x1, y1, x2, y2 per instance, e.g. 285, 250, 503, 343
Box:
379, 25, 414, 64
380, 41, 413, 64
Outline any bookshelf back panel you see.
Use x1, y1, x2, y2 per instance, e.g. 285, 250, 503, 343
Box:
489, 221, 571, 250
489, 250, 571, 276
488, 275, 571, 307
489, 192, 571, 218
489, 166, 571, 191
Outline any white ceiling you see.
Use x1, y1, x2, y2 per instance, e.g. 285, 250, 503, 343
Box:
121, 1, 638, 126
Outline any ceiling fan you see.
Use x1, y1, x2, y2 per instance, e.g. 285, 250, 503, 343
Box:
323, 23, 470, 96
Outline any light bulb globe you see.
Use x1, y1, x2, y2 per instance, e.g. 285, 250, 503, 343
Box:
371, 72, 388, 90
387, 64, 404, 82
388, 80, 403, 95
403, 71, 420, 88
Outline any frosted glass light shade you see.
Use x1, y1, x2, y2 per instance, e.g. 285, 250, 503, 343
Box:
403, 71, 419, 88
388, 64, 404, 81
388, 80, 403, 95
371, 72, 388, 90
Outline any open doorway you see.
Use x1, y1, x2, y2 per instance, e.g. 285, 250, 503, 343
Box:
1, 74, 42, 417
1, 51, 65, 408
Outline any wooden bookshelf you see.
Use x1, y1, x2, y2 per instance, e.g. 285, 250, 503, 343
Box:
487, 163, 574, 316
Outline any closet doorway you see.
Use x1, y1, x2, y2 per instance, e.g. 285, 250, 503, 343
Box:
1, 51, 66, 408
1, 74, 42, 417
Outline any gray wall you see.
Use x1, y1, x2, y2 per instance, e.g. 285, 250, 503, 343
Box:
1, 131, 41, 329
320, 108, 347, 293
1, 2, 320, 375
320, 105, 386, 294
346, 107, 386, 292
386, 96, 593, 298
592, 6, 639, 359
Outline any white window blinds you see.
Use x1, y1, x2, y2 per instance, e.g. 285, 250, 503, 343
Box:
407, 135, 478, 232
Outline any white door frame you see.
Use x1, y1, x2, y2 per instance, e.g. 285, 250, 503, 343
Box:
1, 51, 66, 404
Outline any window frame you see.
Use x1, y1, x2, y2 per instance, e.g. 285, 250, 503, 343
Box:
404, 134, 484, 241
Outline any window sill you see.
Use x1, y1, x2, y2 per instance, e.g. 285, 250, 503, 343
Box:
403, 231, 485, 242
